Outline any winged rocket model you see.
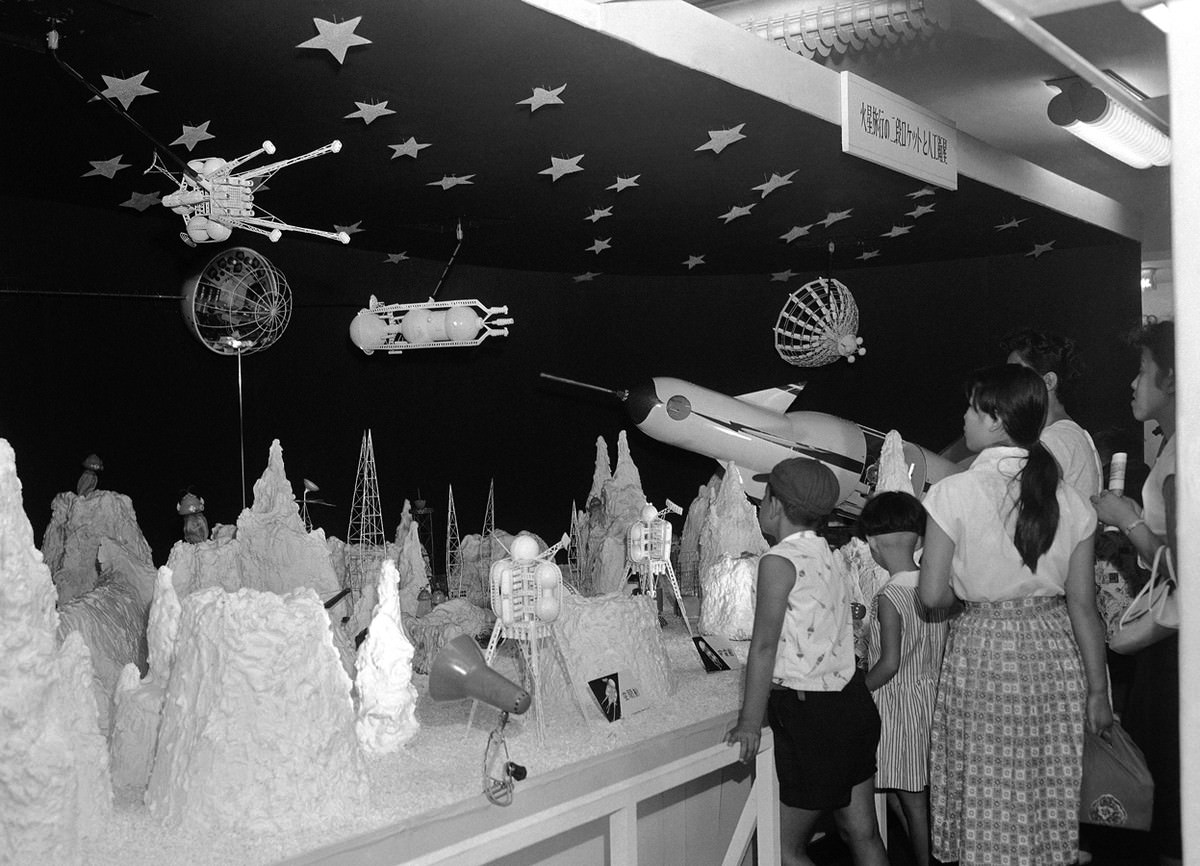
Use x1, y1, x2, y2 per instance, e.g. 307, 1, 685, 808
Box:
541, 374, 961, 521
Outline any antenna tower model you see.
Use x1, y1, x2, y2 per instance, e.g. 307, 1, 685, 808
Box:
475, 479, 496, 598
346, 429, 386, 601
446, 485, 464, 597
566, 501, 584, 591
412, 493, 436, 585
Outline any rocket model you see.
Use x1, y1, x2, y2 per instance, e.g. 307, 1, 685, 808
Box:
542, 374, 961, 521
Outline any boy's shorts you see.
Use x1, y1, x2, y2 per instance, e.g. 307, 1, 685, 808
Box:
767, 669, 880, 810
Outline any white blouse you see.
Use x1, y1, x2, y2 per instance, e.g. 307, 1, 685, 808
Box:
923, 446, 1097, 602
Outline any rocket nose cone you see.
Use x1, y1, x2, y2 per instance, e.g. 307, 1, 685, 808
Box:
625, 381, 661, 425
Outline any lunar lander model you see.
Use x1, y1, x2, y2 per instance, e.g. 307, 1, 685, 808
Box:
626, 501, 693, 636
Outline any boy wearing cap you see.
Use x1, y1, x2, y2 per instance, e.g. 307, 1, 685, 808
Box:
726, 457, 886, 866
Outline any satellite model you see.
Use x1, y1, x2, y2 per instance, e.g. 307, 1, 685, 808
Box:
155, 140, 351, 247
349, 296, 513, 354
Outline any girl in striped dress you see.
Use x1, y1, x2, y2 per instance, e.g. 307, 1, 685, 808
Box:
919, 364, 1112, 865
860, 492, 952, 866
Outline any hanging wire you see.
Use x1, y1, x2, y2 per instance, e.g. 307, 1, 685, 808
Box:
429, 219, 464, 301
236, 345, 247, 511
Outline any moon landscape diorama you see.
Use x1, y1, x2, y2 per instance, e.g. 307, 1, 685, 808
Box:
0, 0, 1166, 864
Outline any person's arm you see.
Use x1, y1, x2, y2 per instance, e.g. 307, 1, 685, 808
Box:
919, 519, 957, 608
1090, 489, 1167, 564
726, 553, 795, 764
865, 594, 901, 691
1064, 532, 1113, 736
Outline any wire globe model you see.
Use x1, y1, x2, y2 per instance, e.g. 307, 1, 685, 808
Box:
181, 247, 292, 355
774, 277, 866, 367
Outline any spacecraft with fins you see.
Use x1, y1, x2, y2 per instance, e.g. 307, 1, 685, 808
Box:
542, 374, 961, 521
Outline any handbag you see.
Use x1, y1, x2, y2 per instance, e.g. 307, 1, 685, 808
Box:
1079, 722, 1154, 831
1108, 544, 1178, 655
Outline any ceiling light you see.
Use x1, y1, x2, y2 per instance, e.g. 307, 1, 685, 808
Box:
1047, 80, 1170, 169
1122, 0, 1170, 33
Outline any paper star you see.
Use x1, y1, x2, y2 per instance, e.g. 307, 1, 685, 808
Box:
120, 190, 161, 211
995, 217, 1028, 231
539, 154, 584, 182
907, 186, 936, 198
585, 207, 613, 223
683, 255, 705, 270
171, 121, 214, 152
95, 71, 157, 110
297, 17, 372, 65
384, 252, 409, 264
573, 272, 600, 283
770, 270, 797, 282
857, 250, 881, 261
345, 100, 395, 125
587, 238, 611, 254
820, 209, 853, 227
752, 171, 797, 199
83, 155, 131, 179
517, 84, 566, 112
780, 224, 814, 243
607, 175, 640, 192
695, 124, 746, 155
906, 203, 935, 219
334, 221, 364, 236
1026, 241, 1055, 258
389, 138, 431, 159
427, 174, 475, 190
719, 204, 755, 223
881, 225, 913, 238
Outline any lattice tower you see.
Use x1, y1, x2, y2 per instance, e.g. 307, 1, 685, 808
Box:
346, 429, 386, 602
446, 484, 464, 596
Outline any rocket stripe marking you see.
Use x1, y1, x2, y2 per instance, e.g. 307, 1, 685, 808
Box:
692, 411, 865, 474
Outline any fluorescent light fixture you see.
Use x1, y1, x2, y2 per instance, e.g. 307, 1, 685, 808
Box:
1047, 81, 1170, 169
1122, 0, 1170, 33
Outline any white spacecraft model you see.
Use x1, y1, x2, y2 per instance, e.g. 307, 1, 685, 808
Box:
349, 296, 513, 354
626, 500, 693, 636
542, 374, 962, 521
155, 140, 351, 247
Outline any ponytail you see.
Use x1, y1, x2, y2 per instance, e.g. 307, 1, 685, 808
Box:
1014, 440, 1060, 570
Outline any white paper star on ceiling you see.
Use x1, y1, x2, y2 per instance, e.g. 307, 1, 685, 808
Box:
857, 250, 881, 261
587, 238, 611, 254
906, 203, 935, 219
389, 138, 431, 159
683, 255, 705, 270
171, 121, 214, 152
428, 174, 475, 190
345, 100, 395, 124
517, 84, 566, 112
695, 124, 746, 155
607, 175, 640, 192
585, 207, 613, 223
780, 224, 814, 243
573, 272, 600, 283
120, 191, 161, 211
297, 17, 372, 65
540, 154, 584, 182
335, 221, 364, 236
820, 209, 853, 227
95, 71, 157, 110
907, 186, 936, 199
83, 155, 131, 179
881, 225, 913, 238
752, 171, 797, 199
1026, 241, 1055, 258
385, 252, 409, 264
770, 270, 797, 282
719, 204, 754, 223
995, 217, 1028, 231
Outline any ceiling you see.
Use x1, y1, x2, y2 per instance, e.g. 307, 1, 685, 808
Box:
0, 0, 1167, 283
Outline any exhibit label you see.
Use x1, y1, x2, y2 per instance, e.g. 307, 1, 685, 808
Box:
840, 71, 958, 190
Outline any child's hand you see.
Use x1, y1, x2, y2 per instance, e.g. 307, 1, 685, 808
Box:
1089, 491, 1139, 529
725, 720, 761, 764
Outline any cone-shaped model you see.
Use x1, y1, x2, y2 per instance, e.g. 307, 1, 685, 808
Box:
428, 634, 531, 715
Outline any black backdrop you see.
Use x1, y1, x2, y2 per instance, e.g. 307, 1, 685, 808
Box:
0, 195, 1144, 566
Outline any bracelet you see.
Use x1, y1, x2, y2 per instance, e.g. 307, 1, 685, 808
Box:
1124, 518, 1147, 535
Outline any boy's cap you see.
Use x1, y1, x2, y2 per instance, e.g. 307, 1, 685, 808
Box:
754, 457, 840, 519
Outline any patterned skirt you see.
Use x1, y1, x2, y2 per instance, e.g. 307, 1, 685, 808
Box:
930, 596, 1085, 865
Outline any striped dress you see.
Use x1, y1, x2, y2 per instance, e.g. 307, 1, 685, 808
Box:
867, 574, 951, 791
